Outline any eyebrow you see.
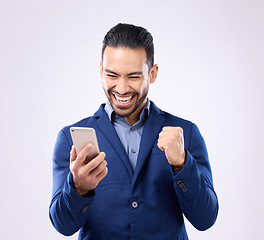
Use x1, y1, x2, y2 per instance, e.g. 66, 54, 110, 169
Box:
104, 69, 120, 76
127, 71, 143, 76
104, 69, 143, 76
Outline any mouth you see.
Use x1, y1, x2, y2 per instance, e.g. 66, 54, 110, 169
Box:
111, 92, 135, 108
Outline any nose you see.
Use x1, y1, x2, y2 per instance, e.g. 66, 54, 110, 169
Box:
115, 78, 130, 95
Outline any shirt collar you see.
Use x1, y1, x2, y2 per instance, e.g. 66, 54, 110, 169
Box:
104, 99, 150, 125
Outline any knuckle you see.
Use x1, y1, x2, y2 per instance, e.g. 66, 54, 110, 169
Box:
103, 160, 107, 167
90, 178, 98, 187
167, 139, 173, 146
78, 169, 85, 179
71, 163, 77, 173
78, 152, 85, 160
102, 170, 108, 179
176, 127, 183, 133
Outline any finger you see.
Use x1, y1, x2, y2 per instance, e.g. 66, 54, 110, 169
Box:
157, 140, 166, 151
95, 159, 107, 177
74, 143, 93, 169
161, 126, 177, 133
83, 152, 106, 173
158, 136, 179, 151
162, 126, 172, 131
162, 126, 183, 133
159, 127, 173, 138
77, 154, 106, 182
88, 159, 107, 178
159, 128, 184, 143
70, 145, 77, 163
95, 166, 108, 182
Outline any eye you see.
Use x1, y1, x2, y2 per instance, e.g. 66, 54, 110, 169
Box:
129, 76, 140, 79
106, 74, 118, 79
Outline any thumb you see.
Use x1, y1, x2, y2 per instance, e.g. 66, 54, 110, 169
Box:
70, 145, 77, 163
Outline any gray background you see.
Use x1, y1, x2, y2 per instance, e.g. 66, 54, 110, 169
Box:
1, 0, 263, 239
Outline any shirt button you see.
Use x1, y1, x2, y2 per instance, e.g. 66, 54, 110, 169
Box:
130, 127, 134, 131
131, 201, 138, 209
131, 149, 137, 154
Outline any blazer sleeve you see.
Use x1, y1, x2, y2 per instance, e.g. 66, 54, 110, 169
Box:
172, 123, 219, 231
49, 129, 95, 236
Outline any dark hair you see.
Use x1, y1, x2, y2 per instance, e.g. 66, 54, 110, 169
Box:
102, 23, 154, 69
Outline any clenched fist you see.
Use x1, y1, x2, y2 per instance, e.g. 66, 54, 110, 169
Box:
157, 126, 186, 171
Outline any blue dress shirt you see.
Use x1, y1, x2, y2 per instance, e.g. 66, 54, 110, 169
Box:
104, 100, 150, 171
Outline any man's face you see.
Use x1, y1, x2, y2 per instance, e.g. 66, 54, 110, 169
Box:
100, 46, 158, 120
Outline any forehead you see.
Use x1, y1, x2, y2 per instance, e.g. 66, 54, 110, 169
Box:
102, 46, 148, 72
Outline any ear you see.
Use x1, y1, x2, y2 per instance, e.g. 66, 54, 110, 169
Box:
100, 61, 103, 79
149, 64, 158, 84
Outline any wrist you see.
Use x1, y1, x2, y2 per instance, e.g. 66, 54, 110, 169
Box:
172, 150, 186, 172
75, 187, 89, 197
173, 164, 184, 172
72, 181, 89, 196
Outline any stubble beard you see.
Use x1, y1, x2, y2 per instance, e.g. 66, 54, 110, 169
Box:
107, 89, 148, 118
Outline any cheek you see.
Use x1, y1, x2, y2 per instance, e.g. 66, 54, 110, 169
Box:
102, 80, 109, 95
138, 80, 149, 94
102, 79, 106, 89
103, 79, 115, 92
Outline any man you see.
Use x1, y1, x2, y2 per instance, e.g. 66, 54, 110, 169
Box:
49, 23, 218, 240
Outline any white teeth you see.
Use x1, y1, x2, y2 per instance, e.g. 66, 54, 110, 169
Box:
113, 94, 133, 103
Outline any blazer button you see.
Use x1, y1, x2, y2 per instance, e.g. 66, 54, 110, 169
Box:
131, 201, 138, 209
81, 204, 90, 213
177, 180, 188, 192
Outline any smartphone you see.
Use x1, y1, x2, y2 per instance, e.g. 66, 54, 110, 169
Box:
70, 127, 100, 160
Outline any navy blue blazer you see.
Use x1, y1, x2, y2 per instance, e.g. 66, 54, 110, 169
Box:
49, 101, 218, 240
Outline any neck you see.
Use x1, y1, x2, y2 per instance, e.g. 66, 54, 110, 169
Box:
125, 115, 140, 126
125, 100, 147, 126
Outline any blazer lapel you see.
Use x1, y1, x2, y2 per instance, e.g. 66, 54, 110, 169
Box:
95, 105, 134, 180
132, 102, 165, 186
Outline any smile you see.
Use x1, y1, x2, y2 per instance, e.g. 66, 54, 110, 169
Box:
113, 93, 133, 103
110, 92, 137, 109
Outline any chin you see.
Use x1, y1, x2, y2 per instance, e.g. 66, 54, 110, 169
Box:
114, 106, 135, 118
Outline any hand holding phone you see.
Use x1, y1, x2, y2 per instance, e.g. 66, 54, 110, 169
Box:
69, 127, 107, 196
